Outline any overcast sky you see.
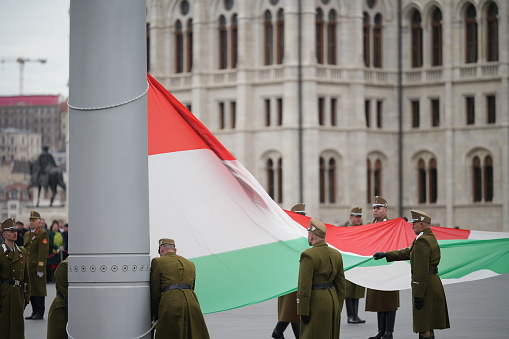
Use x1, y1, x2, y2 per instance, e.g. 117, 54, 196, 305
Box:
0, 0, 70, 98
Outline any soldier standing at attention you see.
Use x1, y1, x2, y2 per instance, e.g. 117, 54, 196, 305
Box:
0, 217, 31, 339
373, 210, 450, 339
297, 218, 346, 339
47, 257, 69, 339
272, 203, 306, 339
24, 210, 49, 320
365, 196, 399, 339
150, 238, 210, 339
344, 207, 366, 324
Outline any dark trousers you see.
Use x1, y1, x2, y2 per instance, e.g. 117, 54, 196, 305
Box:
30, 296, 45, 316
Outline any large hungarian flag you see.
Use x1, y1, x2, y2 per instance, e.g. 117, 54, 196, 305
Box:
147, 74, 509, 314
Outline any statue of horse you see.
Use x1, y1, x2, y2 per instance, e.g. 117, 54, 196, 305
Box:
28, 160, 67, 207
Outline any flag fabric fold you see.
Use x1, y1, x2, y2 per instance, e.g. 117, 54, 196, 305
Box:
147, 74, 509, 314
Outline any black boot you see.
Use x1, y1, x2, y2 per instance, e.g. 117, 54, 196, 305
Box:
381, 310, 396, 339
352, 298, 366, 323
290, 322, 300, 339
346, 299, 358, 323
272, 322, 288, 339
368, 312, 386, 339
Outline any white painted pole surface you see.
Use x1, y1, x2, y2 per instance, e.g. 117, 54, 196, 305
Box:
68, 0, 150, 338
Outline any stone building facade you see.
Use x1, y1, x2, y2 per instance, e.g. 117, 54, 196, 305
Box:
146, 0, 508, 231
0, 128, 41, 164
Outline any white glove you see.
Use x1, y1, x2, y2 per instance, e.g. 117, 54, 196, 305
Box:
37, 272, 44, 278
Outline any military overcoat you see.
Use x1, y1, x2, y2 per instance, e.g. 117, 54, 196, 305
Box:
0, 242, 30, 339
150, 252, 210, 339
386, 228, 450, 332
297, 240, 346, 339
345, 280, 365, 299
47, 258, 68, 339
365, 217, 400, 312
277, 291, 299, 323
23, 227, 49, 297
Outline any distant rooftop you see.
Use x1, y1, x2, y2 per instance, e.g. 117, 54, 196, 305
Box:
0, 95, 60, 106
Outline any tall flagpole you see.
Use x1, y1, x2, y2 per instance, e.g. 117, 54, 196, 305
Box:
68, 0, 150, 337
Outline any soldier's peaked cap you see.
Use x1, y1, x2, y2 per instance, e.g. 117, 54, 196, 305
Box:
372, 196, 388, 207
307, 218, 326, 238
410, 210, 431, 224
1, 218, 17, 232
350, 207, 362, 216
159, 238, 175, 246
29, 210, 41, 220
291, 203, 306, 214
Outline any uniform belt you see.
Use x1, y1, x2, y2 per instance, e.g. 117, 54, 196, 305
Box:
411, 268, 438, 274
162, 283, 193, 292
0, 279, 23, 286
56, 292, 65, 299
312, 282, 333, 290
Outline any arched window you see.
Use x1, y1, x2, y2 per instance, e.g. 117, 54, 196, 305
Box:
374, 159, 382, 197
264, 10, 273, 65
175, 20, 184, 73
486, 2, 498, 62
231, 14, 238, 68
267, 159, 275, 199
418, 159, 427, 203
186, 19, 193, 72
276, 10, 284, 64
484, 156, 493, 201
367, 159, 372, 203
373, 14, 383, 68
265, 154, 283, 203
319, 157, 326, 203
465, 4, 478, 63
429, 159, 438, 203
363, 13, 370, 67
472, 156, 482, 202
328, 158, 337, 203
327, 10, 337, 65
277, 158, 283, 203
316, 9, 324, 64
411, 10, 423, 68
431, 8, 442, 66
219, 16, 228, 69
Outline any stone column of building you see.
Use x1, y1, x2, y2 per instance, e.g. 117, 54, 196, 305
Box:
190, 0, 208, 124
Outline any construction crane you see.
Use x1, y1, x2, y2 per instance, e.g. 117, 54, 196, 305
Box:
0, 57, 47, 95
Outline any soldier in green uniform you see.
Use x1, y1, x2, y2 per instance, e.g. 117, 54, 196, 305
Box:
272, 203, 305, 339
23, 210, 49, 320
0, 217, 31, 339
150, 238, 210, 339
365, 196, 399, 339
344, 207, 366, 324
374, 210, 450, 339
297, 218, 346, 339
47, 257, 68, 339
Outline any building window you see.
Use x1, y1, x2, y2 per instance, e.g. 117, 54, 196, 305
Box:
418, 159, 427, 203
277, 98, 283, 126
376, 100, 382, 128
320, 157, 326, 203
431, 8, 442, 66
429, 158, 438, 203
175, 20, 184, 73
316, 9, 324, 64
267, 159, 275, 200
276, 10, 284, 64
431, 99, 440, 127
417, 158, 438, 203
330, 98, 337, 126
471, 154, 494, 203
367, 159, 372, 203
231, 14, 238, 68
265, 157, 283, 203
486, 95, 496, 124
465, 4, 478, 63
373, 14, 383, 68
219, 16, 228, 69
472, 156, 482, 202
486, 2, 498, 62
374, 159, 382, 197
265, 99, 271, 126
264, 10, 273, 65
484, 156, 493, 202
219, 102, 225, 129
328, 158, 337, 203
318, 97, 325, 126
186, 19, 193, 72
327, 10, 337, 65
363, 13, 370, 67
230, 101, 236, 129
146, 23, 151, 72
466, 96, 475, 125
411, 100, 420, 128
277, 158, 283, 203
411, 10, 423, 68
319, 156, 337, 204
365, 100, 371, 128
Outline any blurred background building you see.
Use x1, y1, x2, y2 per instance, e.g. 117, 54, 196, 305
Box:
146, 0, 508, 231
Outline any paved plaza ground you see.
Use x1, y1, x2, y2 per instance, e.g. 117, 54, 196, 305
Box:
26, 273, 508, 338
